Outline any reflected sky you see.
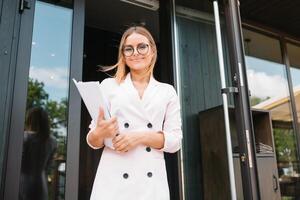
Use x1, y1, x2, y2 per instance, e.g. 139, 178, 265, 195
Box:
291, 67, 300, 88
29, 1, 73, 102
245, 56, 290, 99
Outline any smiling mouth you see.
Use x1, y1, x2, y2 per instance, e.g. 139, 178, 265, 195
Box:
131, 58, 144, 61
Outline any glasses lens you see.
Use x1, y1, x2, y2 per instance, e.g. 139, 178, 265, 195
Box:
137, 43, 149, 55
123, 46, 134, 57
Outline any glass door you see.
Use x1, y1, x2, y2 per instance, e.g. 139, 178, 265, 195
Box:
18, 1, 73, 199
4, 0, 85, 199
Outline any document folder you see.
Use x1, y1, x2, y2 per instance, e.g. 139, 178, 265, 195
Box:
72, 78, 114, 148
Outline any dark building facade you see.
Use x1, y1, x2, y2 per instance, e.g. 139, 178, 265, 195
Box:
1, 0, 300, 199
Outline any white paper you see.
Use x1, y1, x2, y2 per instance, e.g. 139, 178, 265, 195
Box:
72, 79, 114, 149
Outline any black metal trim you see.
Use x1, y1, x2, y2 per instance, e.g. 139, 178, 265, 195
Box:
64, 0, 85, 199
242, 20, 300, 44
242, 22, 300, 48
223, 0, 260, 199
0, 0, 23, 197
4, 0, 36, 199
221, 87, 239, 94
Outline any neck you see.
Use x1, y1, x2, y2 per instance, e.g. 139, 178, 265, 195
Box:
130, 70, 151, 83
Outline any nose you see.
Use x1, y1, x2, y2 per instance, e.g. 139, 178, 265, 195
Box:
132, 48, 139, 56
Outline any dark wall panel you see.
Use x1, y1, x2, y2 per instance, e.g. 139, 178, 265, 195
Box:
177, 16, 232, 200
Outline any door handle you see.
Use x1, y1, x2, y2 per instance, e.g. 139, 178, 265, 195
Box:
273, 174, 278, 191
19, 0, 31, 13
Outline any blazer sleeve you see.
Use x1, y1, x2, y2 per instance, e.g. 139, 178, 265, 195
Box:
159, 86, 183, 153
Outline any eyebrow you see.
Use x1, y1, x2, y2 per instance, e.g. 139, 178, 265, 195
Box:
123, 43, 149, 47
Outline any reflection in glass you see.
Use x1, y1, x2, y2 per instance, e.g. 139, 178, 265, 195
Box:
19, 1, 73, 200
243, 29, 299, 199
20, 107, 57, 200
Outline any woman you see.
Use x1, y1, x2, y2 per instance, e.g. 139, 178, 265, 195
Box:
20, 107, 57, 200
86, 26, 182, 200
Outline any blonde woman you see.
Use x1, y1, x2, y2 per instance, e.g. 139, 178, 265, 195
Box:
86, 26, 182, 200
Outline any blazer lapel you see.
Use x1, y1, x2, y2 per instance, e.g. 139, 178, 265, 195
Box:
141, 76, 159, 109
121, 73, 150, 121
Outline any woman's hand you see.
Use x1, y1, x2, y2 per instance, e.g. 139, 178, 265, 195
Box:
94, 107, 119, 138
112, 132, 142, 153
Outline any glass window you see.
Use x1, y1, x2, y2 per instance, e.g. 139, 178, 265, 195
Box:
18, 1, 73, 199
287, 43, 300, 130
243, 28, 299, 199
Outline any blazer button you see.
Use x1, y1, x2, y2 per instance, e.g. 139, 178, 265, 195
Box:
146, 147, 151, 152
124, 123, 129, 128
147, 123, 152, 128
123, 173, 129, 179
147, 172, 153, 178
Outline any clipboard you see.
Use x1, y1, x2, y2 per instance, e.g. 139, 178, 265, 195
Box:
72, 78, 114, 148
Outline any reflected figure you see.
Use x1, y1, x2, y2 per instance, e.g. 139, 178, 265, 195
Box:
19, 107, 57, 200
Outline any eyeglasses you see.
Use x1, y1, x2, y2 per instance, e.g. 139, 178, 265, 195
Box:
122, 43, 149, 57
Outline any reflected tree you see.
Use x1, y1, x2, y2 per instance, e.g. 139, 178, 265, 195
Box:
274, 128, 297, 163
27, 78, 49, 108
250, 96, 270, 106
27, 78, 67, 127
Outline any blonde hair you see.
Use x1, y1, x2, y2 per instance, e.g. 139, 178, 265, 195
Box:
100, 26, 157, 84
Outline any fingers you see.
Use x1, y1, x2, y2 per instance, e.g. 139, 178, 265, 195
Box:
97, 107, 105, 123
116, 142, 128, 152
113, 135, 125, 151
100, 117, 116, 127
112, 134, 124, 147
113, 134, 131, 153
107, 122, 119, 138
96, 108, 119, 138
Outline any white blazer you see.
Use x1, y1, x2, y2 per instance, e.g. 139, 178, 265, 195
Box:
87, 73, 182, 200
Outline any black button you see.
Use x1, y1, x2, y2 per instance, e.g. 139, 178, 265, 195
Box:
147, 123, 152, 128
124, 123, 129, 128
147, 172, 153, 178
146, 147, 151, 152
123, 173, 129, 179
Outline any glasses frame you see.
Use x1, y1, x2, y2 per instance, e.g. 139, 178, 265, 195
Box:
122, 43, 150, 57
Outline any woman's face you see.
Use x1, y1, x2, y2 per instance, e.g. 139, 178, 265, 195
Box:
123, 33, 154, 74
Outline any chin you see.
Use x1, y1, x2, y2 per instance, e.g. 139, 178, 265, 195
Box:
128, 64, 147, 71
130, 67, 148, 73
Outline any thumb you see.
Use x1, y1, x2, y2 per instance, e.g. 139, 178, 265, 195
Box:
98, 107, 105, 122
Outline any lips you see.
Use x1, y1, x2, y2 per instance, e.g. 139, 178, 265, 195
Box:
130, 58, 143, 62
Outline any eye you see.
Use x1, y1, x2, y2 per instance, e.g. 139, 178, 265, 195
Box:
124, 46, 133, 52
123, 46, 134, 56
138, 43, 148, 50
137, 43, 149, 54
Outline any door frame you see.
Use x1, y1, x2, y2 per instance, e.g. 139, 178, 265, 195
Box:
4, 0, 37, 198
0, 0, 24, 197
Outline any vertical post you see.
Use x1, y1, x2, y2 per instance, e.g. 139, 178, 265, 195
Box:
223, 0, 260, 199
213, 1, 237, 199
4, 0, 36, 199
64, 0, 85, 199
171, 0, 186, 199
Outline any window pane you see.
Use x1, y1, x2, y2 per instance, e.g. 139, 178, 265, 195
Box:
287, 43, 300, 130
243, 29, 299, 199
18, 1, 73, 200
